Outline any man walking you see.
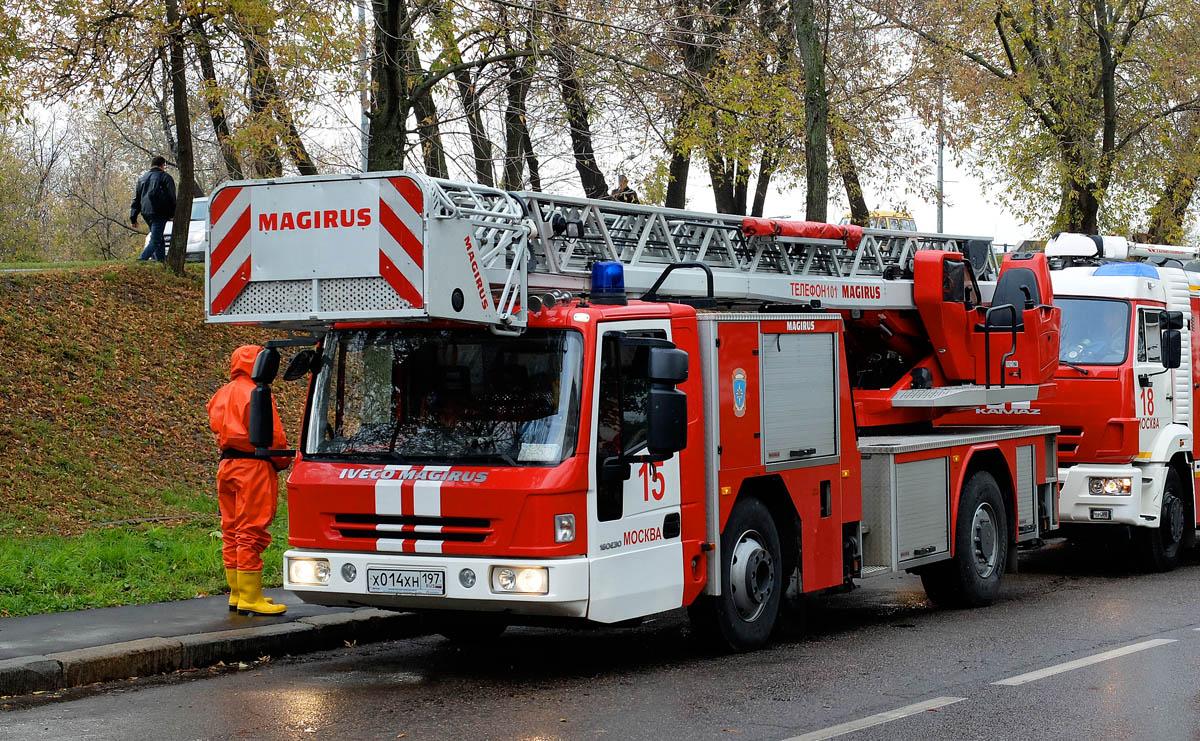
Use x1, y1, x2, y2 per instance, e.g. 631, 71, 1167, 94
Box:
207, 345, 291, 616
130, 155, 177, 262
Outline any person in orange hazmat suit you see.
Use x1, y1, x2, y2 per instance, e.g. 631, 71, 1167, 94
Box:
207, 345, 291, 616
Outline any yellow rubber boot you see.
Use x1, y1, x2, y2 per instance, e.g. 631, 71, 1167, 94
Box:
225, 568, 239, 611
227, 568, 273, 611
236, 570, 287, 616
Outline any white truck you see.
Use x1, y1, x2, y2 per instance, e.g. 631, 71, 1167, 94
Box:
945, 233, 1199, 570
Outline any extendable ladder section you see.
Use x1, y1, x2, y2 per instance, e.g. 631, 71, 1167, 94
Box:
517, 192, 998, 310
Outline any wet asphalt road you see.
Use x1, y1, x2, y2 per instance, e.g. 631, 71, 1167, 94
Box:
7, 540, 1200, 740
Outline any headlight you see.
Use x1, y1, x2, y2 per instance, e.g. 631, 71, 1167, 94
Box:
288, 558, 331, 585
1088, 477, 1132, 496
491, 566, 549, 594
554, 514, 576, 543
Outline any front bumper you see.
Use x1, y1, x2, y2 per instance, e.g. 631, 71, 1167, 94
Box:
1057, 464, 1164, 527
283, 549, 590, 618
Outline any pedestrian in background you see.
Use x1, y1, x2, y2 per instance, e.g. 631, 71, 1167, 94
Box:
610, 174, 640, 204
207, 345, 291, 616
130, 155, 177, 262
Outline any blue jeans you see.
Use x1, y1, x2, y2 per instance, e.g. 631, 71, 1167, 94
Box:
138, 219, 168, 261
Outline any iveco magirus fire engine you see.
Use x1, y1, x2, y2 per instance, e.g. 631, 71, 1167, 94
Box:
204, 172, 1061, 650
942, 233, 1199, 571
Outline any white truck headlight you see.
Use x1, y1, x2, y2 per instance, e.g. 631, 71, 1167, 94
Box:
1088, 477, 1132, 495
554, 514, 576, 543
491, 566, 548, 594
288, 558, 331, 585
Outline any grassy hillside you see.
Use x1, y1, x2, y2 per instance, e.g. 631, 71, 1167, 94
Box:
0, 264, 306, 615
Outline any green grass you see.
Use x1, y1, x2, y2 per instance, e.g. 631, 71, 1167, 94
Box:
0, 264, 300, 616
0, 260, 108, 270
0, 502, 289, 617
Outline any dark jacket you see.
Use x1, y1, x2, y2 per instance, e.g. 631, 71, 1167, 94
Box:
130, 167, 177, 223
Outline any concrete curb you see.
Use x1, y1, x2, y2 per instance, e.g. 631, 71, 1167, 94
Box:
0, 610, 423, 697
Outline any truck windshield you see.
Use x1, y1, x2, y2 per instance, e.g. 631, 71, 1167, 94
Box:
306, 328, 584, 465
1058, 297, 1130, 365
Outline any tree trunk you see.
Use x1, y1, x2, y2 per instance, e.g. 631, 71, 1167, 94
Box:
435, 1, 493, 185
502, 58, 526, 190
455, 67, 494, 186
707, 155, 745, 214
367, 0, 408, 170
665, 142, 691, 209
1054, 174, 1100, 234
154, 50, 177, 162
794, 0, 828, 222
830, 119, 868, 225
750, 152, 775, 217
262, 69, 318, 176
165, 0, 193, 277
521, 117, 541, 192
550, 0, 607, 198
1147, 114, 1200, 244
403, 20, 447, 178
229, 16, 317, 177
409, 69, 448, 179
234, 22, 282, 177
191, 17, 243, 180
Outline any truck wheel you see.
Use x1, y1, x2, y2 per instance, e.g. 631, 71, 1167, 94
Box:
1137, 469, 1185, 573
688, 497, 783, 651
920, 471, 1008, 608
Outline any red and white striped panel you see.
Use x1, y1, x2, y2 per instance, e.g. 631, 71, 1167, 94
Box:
378, 177, 425, 309
208, 186, 252, 315
374, 465, 448, 553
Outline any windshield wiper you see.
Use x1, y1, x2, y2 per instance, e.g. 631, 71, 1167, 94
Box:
1059, 360, 1090, 375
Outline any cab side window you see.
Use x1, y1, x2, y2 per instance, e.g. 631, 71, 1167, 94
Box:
596, 329, 667, 521
1138, 310, 1161, 363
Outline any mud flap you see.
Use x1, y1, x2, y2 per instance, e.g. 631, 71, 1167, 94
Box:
1005, 539, 1020, 574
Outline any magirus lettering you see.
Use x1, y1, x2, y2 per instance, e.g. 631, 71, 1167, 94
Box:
258, 208, 372, 232
338, 468, 490, 483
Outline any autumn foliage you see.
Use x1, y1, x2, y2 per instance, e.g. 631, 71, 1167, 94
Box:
0, 265, 304, 537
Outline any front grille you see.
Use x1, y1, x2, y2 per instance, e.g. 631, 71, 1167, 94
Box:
332, 513, 493, 543
1057, 426, 1083, 456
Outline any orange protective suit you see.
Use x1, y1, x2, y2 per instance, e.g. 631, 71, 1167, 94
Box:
207, 345, 289, 572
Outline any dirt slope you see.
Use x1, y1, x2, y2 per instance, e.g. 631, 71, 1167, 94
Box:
0, 265, 305, 536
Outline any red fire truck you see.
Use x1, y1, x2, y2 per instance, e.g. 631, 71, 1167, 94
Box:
941, 234, 1199, 571
205, 172, 1061, 650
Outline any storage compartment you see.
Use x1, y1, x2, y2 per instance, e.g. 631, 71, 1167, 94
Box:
1016, 444, 1036, 537
760, 332, 838, 464
894, 458, 950, 561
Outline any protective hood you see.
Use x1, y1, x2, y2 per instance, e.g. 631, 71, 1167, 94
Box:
230, 345, 262, 380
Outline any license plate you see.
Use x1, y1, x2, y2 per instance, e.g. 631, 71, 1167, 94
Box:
366, 568, 445, 595
1089, 508, 1113, 521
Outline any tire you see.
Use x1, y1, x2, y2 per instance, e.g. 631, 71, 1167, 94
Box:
920, 470, 1009, 608
1136, 469, 1185, 573
427, 612, 508, 644
687, 497, 783, 651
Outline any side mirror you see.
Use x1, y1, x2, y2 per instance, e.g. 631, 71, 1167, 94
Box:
283, 348, 318, 381
1163, 329, 1182, 369
647, 346, 688, 384
1161, 311, 1184, 330
251, 348, 280, 383
248, 384, 275, 450
647, 386, 687, 456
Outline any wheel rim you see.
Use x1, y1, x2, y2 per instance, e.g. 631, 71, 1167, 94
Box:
729, 529, 775, 623
971, 502, 999, 579
1163, 490, 1184, 550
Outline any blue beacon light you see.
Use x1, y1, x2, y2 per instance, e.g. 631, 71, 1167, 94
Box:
590, 261, 628, 305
